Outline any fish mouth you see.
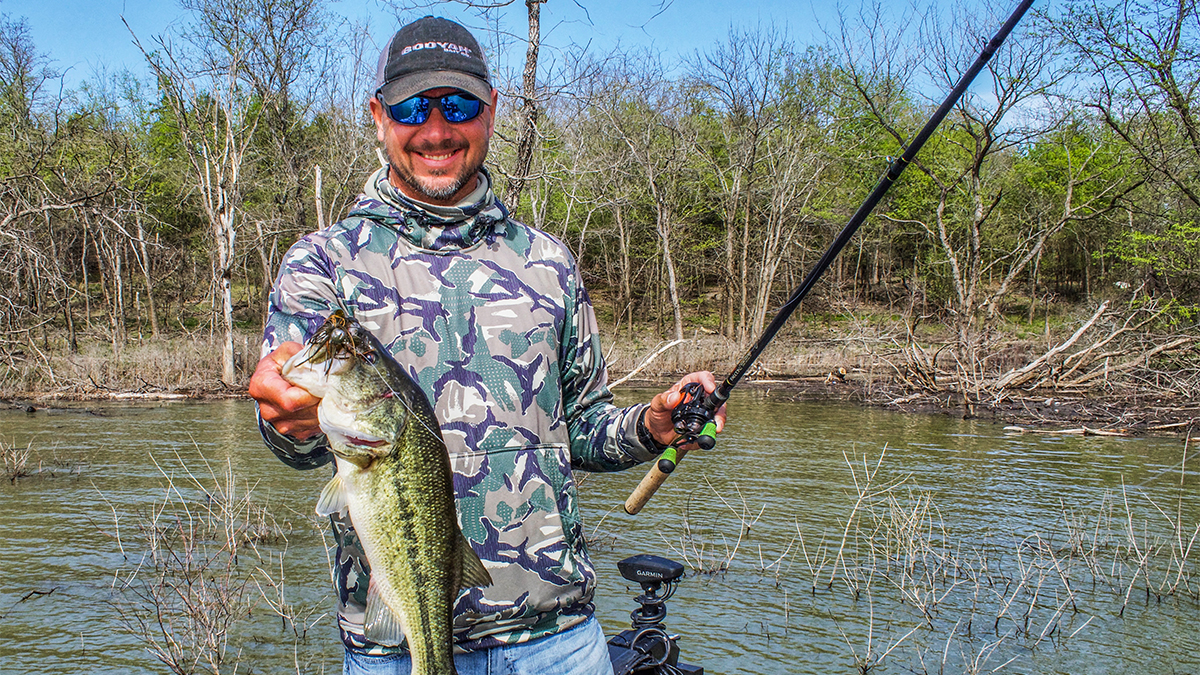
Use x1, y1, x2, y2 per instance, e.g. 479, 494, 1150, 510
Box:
283, 345, 353, 376
324, 425, 390, 449
281, 346, 354, 397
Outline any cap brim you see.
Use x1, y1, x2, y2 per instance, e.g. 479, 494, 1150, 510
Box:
379, 71, 493, 105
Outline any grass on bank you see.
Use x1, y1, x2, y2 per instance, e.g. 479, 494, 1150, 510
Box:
0, 330, 263, 396
0, 295, 1194, 405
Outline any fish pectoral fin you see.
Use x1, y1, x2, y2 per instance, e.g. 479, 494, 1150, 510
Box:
459, 533, 494, 590
315, 475, 349, 517
363, 579, 408, 647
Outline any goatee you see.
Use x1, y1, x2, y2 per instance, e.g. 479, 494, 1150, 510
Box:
388, 147, 483, 203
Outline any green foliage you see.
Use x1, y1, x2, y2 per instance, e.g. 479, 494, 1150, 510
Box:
2, 0, 1199, 356
1104, 220, 1200, 312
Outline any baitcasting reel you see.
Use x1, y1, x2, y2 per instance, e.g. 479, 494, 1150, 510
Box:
657, 383, 719, 475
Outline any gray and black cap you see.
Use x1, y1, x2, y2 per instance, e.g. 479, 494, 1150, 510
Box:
375, 16, 492, 105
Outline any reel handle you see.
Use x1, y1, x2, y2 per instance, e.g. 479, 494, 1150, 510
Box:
672, 382, 719, 448
623, 383, 721, 515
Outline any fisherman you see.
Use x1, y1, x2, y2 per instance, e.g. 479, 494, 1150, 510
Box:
248, 15, 726, 675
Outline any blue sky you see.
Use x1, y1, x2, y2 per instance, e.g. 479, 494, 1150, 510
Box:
10, 0, 846, 89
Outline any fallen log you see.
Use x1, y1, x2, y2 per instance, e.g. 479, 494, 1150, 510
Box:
993, 301, 1108, 391
1003, 425, 1129, 437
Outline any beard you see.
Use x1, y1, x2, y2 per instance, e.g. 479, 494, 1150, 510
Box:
387, 141, 486, 203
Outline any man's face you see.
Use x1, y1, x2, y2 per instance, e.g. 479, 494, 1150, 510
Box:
370, 86, 499, 206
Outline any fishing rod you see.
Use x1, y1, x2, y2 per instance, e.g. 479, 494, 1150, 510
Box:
624, 0, 1036, 515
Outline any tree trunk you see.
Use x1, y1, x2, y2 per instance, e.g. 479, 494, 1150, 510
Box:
614, 204, 632, 338
134, 214, 161, 338
80, 221, 91, 332
504, 0, 545, 215
738, 196, 750, 343
217, 204, 237, 385
722, 177, 741, 340
657, 207, 684, 341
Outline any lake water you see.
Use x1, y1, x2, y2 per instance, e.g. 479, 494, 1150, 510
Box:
0, 393, 1196, 674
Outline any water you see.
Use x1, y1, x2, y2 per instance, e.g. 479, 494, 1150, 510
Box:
0, 394, 1196, 674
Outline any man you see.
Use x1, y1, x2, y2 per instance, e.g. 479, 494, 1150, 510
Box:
249, 16, 725, 675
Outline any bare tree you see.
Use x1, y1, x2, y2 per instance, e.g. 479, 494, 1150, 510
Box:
688, 24, 795, 342
309, 18, 379, 231
1051, 0, 1200, 208
227, 0, 345, 318
836, 2, 1069, 380
747, 118, 836, 338
504, 0, 546, 213
1048, 0, 1200, 302
592, 53, 695, 340
129, 2, 266, 386
0, 15, 132, 366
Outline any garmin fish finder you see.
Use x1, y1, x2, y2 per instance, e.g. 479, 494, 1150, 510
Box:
606, 555, 702, 675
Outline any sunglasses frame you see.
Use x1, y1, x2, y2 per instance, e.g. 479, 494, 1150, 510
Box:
377, 91, 485, 126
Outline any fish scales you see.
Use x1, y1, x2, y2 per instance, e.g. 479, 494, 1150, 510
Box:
281, 310, 492, 675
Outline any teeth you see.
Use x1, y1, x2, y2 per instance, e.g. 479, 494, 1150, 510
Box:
421, 152, 454, 160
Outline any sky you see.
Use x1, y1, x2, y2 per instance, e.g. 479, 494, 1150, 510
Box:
9, 0, 848, 90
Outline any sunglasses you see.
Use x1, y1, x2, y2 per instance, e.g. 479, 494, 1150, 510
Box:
378, 92, 485, 125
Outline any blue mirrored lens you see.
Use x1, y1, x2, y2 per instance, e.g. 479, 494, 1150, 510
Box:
439, 94, 483, 123
386, 93, 483, 125
390, 96, 431, 125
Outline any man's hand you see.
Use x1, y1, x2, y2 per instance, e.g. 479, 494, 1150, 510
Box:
249, 342, 322, 440
643, 371, 727, 450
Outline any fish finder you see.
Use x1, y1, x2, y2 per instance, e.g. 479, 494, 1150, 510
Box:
606, 555, 702, 675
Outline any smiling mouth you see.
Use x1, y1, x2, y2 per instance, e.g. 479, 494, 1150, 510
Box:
417, 149, 460, 161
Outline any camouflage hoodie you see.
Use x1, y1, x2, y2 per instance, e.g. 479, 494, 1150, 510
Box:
258, 167, 658, 654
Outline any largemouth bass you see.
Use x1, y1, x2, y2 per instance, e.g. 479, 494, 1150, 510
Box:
281, 310, 492, 674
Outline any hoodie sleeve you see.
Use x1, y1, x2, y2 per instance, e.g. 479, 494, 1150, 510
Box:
256, 235, 339, 470
559, 270, 661, 472
257, 406, 333, 470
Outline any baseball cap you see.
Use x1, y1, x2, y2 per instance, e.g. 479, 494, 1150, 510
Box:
376, 16, 492, 105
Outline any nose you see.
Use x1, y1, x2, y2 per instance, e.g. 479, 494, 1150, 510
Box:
414, 106, 455, 144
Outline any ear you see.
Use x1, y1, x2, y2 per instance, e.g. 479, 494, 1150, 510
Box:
369, 96, 387, 143
483, 88, 500, 137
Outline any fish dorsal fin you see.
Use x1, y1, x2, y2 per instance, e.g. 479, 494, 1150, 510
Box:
315, 474, 349, 516
459, 532, 493, 590
363, 578, 408, 647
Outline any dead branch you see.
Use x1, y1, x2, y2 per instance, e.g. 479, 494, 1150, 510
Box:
1003, 425, 1130, 437
993, 301, 1109, 391
609, 338, 686, 388
1060, 336, 1197, 389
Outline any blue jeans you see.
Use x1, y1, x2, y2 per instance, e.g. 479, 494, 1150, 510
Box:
342, 616, 615, 675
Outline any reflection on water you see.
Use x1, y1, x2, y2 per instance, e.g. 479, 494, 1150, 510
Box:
0, 395, 1196, 674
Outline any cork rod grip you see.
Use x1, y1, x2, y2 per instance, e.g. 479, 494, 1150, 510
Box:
623, 447, 689, 514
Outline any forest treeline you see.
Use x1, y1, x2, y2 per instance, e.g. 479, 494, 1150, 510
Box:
0, 0, 1197, 399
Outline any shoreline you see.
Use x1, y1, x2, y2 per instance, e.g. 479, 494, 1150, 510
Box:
5, 374, 1196, 440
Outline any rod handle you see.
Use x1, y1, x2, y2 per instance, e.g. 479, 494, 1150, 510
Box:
624, 447, 690, 515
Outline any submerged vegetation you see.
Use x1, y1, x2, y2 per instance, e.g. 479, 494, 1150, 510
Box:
0, 408, 1194, 673
0, 437, 84, 482
592, 445, 1199, 674
103, 452, 329, 675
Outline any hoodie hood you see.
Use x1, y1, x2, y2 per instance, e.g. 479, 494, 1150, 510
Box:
348, 166, 508, 252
